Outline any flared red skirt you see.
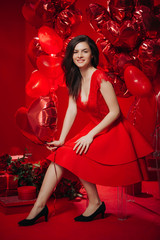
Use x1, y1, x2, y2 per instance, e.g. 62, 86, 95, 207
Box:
47, 118, 153, 187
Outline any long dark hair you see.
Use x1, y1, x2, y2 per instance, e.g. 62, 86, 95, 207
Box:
62, 35, 99, 99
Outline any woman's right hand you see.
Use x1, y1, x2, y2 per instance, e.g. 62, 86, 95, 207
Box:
46, 140, 64, 151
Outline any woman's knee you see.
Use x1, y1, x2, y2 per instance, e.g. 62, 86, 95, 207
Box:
49, 162, 64, 174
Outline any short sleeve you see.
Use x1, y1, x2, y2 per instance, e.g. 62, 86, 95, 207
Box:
94, 70, 110, 89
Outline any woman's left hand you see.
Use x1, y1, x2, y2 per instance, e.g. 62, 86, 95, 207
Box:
73, 134, 93, 155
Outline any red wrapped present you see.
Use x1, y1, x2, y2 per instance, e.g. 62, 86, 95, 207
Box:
0, 171, 18, 196
18, 186, 36, 200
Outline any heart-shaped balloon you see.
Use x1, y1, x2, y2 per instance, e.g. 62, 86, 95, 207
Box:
86, 3, 111, 32
38, 26, 63, 54
37, 55, 64, 79
101, 19, 138, 50
96, 38, 116, 70
55, 8, 82, 38
138, 39, 160, 80
124, 65, 152, 97
22, 3, 43, 28
27, 37, 47, 68
106, 72, 130, 97
15, 95, 57, 144
109, 0, 135, 23
60, 0, 76, 9
26, 70, 50, 98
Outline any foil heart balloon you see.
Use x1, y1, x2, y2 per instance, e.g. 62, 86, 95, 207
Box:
55, 8, 82, 38
22, 2, 43, 28
27, 37, 47, 68
101, 19, 138, 50
86, 3, 111, 32
106, 72, 130, 97
96, 38, 116, 70
138, 38, 160, 80
60, 0, 76, 9
15, 95, 57, 144
109, 0, 135, 23
133, 5, 157, 39
112, 53, 134, 78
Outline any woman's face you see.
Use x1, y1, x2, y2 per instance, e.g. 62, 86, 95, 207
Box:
72, 41, 92, 69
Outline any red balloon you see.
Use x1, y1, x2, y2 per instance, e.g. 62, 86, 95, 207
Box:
42, 2, 56, 27
37, 55, 64, 79
136, 0, 154, 10
101, 20, 138, 50
96, 38, 116, 71
133, 5, 160, 39
105, 72, 131, 97
26, 70, 50, 98
154, 4, 160, 21
27, 37, 47, 68
109, 0, 135, 23
138, 39, 160, 80
22, 3, 43, 28
60, 0, 76, 9
38, 26, 63, 54
25, 0, 40, 4
86, 3, 111, 32
48, 74, 66, 92
124, 66, 152, 97
15, 95, 57, 144
112, 53, 134, 78
55, 8, 82, 38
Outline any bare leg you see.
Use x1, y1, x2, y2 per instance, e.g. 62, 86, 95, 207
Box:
26, 162, 64, 219
79, 178, 102, 216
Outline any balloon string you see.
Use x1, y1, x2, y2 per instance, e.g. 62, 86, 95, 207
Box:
127, 96, 141, 126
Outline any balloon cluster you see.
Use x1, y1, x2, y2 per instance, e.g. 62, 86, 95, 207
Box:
16, 0, 82, 144
25, 0, 82, 97
86, 0, 160, 98
16, 0, 160, 146
86, 0, 160, 146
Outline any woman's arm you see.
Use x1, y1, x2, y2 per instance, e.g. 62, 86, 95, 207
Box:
74, 80, 120, 154
89, 80, 120, 138
47, 95, 77, 150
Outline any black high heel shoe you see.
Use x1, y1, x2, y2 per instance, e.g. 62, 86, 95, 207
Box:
18, 205, 48, 226
74, 202, 106, 222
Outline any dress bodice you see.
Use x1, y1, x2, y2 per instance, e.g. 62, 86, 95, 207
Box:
76, 69, 111, 124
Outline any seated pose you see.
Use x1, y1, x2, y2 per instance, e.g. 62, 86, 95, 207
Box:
18, 35, 153, 226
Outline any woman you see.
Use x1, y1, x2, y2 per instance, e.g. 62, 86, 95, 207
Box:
18, 35, 153, 226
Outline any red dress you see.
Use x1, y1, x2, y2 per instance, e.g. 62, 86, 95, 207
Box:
48, 69, 153, 187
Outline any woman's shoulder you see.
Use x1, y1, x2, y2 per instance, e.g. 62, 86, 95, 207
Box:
93, 69, 110, 86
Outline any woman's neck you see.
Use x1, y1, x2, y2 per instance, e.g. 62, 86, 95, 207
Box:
80, 66, 96, 82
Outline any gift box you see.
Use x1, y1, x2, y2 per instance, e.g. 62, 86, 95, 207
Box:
0, 171, 18, 196
18, 186, 36, 200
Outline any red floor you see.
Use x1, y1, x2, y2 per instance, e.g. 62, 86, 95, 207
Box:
0, 181, 160, 240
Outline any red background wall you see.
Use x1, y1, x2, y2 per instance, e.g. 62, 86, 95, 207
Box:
0, 0, 158, 160
0, 1, 26, 155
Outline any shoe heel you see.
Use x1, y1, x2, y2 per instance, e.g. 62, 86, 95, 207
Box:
101, 211, 105, 219
45, 214, 48, 222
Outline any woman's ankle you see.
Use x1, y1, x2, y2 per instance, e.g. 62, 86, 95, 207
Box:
88, 199, 102, 207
